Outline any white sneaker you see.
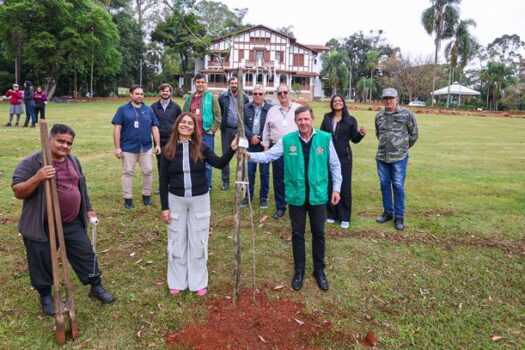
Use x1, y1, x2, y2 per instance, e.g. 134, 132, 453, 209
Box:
326, 219, 335, 224
341, 221, 349, 229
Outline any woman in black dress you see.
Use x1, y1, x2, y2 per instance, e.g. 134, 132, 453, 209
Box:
320, 95, 366, 228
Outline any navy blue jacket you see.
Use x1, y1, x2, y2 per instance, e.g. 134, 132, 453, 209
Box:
218, 91, 249, 132
150, 99, 182, 146
243, 101, 272, 140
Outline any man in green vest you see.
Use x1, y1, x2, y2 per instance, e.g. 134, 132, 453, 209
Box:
183, 73, 221, 190
248, 105, 342, 291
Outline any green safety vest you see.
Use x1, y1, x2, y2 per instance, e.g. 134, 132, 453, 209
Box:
184, 92, 214, 132
282, 130, 331, 206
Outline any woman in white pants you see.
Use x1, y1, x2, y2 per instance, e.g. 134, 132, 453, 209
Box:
159, 112, 237, 296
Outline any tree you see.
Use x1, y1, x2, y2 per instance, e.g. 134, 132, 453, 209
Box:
339, 31, 395, 99
276, 25, 294, 38
196, 0, 247, 38
480, 61, 516, 110
320, 50, 349, 96
486, 34, 524, 66
0, 0, 121, 98
444, 18, 478, 106
151, 4, 208, 79
421, 0, 460, 105
356, 77, 376, 102
366, 50, 380, 100
113, 11, 146, 88
379, 54, 436, 102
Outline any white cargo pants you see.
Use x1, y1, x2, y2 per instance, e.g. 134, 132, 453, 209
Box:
167, 192, 210, 291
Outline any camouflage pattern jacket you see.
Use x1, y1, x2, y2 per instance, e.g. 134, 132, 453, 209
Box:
375, 106, 418, 163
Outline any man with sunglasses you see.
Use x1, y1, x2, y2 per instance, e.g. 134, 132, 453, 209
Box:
241, 84, 272, 208
261, 84, 300, 219
12, 124, 115, 316
374, 88, 418, 231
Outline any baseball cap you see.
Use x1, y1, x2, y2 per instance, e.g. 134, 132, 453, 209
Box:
382, 88, 397, 98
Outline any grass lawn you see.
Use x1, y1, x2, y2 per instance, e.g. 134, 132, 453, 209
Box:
0, 99, 524, 349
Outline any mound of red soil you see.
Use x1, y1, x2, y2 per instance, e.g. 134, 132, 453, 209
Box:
165, 288, 333, 349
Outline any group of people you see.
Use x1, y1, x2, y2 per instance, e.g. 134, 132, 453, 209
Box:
11, 74, 418, 316
3, 81, 47, 127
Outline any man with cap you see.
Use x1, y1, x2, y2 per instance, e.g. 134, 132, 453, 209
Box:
374, 88, 418, 231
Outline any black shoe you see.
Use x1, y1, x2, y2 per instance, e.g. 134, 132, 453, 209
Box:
124, 198, 134, 209
240, 197, 249, 208
89, 285, 116, 304
272, 208, 286, 220
376, 212, 393, 224
313, 271, 329, 291
4, 122, 12, 127
260, 198, 269, 209
291, 270, 304, 291
221, 182, 229, 190
40, 294, 55, 316
394, 217, 405, 231
142, 195, 152, 206
30, 123, 36, 128
23, 123, 28, 127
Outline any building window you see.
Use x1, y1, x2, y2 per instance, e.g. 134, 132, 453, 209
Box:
293, 54, 304, 66
250, 37, 271, 43
239, 50, 244, 60
209, 74, 227, 84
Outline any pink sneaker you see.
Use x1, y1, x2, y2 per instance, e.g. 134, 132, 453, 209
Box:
196, 288, 207, 296
169, 289, 180, 295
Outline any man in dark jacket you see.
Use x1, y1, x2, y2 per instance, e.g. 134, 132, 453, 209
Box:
241, 84, 272, 208
150, 83, 182, 193
218, 76, 249, 190
22, 80, 35, 127
12, 124, 115, 317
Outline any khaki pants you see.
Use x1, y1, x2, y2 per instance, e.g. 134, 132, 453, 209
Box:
121, 150, 153, 199
167, 192, 210, 291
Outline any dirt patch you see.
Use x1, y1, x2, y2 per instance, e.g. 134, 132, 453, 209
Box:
0, 217, 17, 225
165, 288, 360, 349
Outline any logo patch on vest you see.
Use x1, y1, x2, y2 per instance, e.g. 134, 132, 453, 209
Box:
288, 145, 298, 155
316, 146, 324, 155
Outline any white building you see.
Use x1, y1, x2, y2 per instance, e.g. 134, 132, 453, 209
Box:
194, 25, 328, 100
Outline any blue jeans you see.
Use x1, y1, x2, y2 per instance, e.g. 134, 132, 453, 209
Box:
247, 144, 269, 201
24, 101, 35, 125
202, 133, 215, 189
272, 154, 286, 210
377, 157, 408, 218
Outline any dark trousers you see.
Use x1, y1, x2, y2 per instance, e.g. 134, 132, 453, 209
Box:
272, 155, 286, 210
220, 126, 237, 184
23, 218, 101, 296
34, 103, 45, 120
23, 101, 35, 125
247, 144, 269, 201
327, 160, 352, 222
289, 202, 327, 273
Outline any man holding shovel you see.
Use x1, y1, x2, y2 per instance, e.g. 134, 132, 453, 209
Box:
12, 124, 115, 316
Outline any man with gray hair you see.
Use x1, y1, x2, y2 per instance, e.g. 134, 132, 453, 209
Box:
261, 84, 301, 219
374, 88, 418, 231
241, 85, 272, 208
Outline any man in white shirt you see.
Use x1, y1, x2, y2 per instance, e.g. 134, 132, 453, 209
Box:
261, 84, 300, 219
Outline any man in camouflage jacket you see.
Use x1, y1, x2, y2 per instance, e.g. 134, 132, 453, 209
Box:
374, 88, 418, 231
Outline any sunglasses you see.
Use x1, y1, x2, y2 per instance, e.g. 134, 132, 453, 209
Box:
253, 93, 264, 96
277, 91, 288, 96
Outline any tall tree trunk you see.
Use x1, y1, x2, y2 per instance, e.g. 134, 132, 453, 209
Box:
431, 39, 440, 106
45, 77, 57, 101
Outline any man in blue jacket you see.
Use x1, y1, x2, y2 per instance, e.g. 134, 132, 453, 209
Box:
241, 84, 272, 208
112, 85, 161, 209
218, 76, 249, 190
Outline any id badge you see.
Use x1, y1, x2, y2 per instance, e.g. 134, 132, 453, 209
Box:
134, 121, 139, 128
282, 119, 288, 128
196, 108, 201, 115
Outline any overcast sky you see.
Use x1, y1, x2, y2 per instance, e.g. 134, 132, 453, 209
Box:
220, 0, 524, 62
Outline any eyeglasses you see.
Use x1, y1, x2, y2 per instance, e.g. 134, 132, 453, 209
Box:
253, 93, 264, 96
277, 91, 288, 96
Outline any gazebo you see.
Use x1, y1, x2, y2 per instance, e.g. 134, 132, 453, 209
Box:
432, 82, 480, 105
